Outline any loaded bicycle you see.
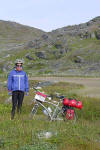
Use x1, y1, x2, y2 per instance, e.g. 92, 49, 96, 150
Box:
30, 86, 83, 122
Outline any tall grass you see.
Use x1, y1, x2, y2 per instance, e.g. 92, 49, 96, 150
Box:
0, 79, 100, 150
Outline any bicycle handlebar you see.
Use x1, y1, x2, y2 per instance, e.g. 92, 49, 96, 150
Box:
33, 87, 38, 91
56, 95, 65, 99
33, 87, 52, 98
33, 86, 65, 100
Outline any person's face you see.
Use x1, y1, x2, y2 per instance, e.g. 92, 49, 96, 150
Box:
16, 63, 22, 71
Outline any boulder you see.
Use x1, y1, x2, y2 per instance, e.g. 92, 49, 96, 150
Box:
25, 54, 34, 60
2, 63, 12, 72
41, 34, 48, 40
54, 44, 63, 49
91, 32, 96, 38
35, 51, 46, 59
74, 56, 84, 63
95, 30, 100, 40
26, 39, 42, 49
26, 41, 34, 48
36, 81, 54, 87
59, 49, 66, 54
78, 31, 91, 39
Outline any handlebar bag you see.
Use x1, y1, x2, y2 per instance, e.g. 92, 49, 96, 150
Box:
35, 91, 47, 102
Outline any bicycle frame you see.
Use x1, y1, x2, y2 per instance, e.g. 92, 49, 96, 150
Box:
32, 98, 62, 121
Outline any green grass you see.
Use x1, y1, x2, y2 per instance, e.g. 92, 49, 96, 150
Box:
0, 78, 100, 150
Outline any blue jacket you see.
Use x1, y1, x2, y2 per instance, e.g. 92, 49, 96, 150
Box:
7, 69, 29, 92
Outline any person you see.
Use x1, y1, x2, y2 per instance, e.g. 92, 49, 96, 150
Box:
7, 59, 29, 120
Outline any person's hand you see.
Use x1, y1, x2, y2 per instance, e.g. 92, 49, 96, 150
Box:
25, 92, 29, 96
8, 91, 12, 95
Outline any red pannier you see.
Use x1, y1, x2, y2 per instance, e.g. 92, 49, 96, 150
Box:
76, 101, 83, 109
63, 98, 83, 109
66, 109, 74, 120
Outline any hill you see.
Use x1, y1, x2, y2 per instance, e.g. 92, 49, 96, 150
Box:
0, 17, 100, 76
0, 20, 45, 52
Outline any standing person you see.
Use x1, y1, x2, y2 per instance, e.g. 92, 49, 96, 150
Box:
7, 59, 29, 120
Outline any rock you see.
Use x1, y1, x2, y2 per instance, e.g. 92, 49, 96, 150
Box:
38, 131, 52, 139
35, 51, 46, 59
53, 63, 60, 69
48, 45, 52, 48
52, 51, 61, 59
54, 44, 63, 49
91, 32, 96, 38
57, 34, 63, 37
89, 16, 100, 24
87, 63, 100, 72
38, 131, 57, 139
3, 54, 10, 58
26, 39, 42, 49
25, 54, 34, 60
26, 41, 34, 48
5, 96, 12, 104
2, 63, 12, 72
74, 56, 84, 63
41, 34, 48, 40
36, 81, 54, 87
95, 30, 100, 40
78, 31, 91, 39
59, 49, 66, 54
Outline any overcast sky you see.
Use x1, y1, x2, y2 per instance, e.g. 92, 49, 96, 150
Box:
0, 0, 100, 32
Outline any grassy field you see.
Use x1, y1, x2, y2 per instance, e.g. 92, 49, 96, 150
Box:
0, 78, 100, 150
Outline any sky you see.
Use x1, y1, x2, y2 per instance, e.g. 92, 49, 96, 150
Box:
0, 0, 100, 32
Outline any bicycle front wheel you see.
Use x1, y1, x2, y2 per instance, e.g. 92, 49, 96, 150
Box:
29, 104, 38, 119
52, 109, 64, 121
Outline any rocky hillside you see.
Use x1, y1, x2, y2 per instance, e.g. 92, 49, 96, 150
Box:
0, 16, 100, 76
0, 20, 45, 52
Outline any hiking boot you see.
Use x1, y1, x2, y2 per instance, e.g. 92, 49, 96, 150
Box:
17, 108, 21, 114
11, 112, 15, 120
11, 114, 14, 120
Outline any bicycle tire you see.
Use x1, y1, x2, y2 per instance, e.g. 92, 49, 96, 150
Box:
29, 104, 38, 119
52, 108, 64, 121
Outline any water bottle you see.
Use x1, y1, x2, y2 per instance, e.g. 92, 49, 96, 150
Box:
47, 107, 52, 113
42, 109, 48, 116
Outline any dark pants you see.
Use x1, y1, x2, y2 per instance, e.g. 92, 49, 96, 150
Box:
11, 91, 24, 119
